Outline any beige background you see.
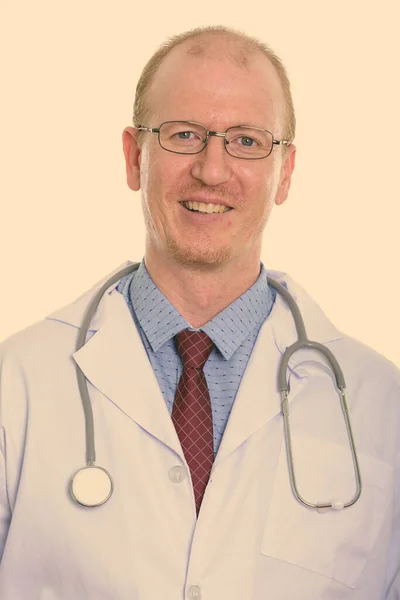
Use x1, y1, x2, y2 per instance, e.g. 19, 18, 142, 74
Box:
1, 1, 399, 368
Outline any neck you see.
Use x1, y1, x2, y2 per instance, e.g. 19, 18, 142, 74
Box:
143, 249, 262, 329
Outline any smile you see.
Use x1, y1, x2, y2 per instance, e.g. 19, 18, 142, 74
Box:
180, 201, 232, 214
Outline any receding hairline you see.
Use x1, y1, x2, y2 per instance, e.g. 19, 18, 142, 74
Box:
147, 35, 281, 108
182, 31, 266, 68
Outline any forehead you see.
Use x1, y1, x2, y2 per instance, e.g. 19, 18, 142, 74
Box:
147, 40, 285, 129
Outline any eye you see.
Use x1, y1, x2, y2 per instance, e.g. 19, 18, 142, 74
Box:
237, 136, 258, 147
173, 130, 199, 140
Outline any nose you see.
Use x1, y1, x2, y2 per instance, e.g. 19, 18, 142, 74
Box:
190, 134, 232, 187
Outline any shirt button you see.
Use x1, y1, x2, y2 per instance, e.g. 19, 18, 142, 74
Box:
168, 466, 187, 483
188, 585, 202, 599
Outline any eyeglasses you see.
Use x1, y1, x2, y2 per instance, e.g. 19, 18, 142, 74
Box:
136, 120, 292, 160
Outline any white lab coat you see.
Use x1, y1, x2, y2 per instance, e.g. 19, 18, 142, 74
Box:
0, 261, 399, 600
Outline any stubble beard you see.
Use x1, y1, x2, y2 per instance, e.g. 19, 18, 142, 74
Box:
165, 233, 232, 271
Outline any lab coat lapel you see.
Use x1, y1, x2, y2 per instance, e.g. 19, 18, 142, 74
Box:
213, 271, 343, 467
73, 290, 184, 458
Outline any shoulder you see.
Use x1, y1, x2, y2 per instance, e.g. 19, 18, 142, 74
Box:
266, 268, 400, 392
0, 261, 138, 369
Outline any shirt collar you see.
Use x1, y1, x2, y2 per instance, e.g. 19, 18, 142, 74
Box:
124, 258, 275, 360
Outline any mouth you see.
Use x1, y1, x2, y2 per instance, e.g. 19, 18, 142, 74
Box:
179, 200, 233, 214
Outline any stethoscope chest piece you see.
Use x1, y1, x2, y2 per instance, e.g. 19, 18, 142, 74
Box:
70, 465, 113, 507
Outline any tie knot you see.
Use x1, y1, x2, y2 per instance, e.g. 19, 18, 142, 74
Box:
175, 330, 214, 369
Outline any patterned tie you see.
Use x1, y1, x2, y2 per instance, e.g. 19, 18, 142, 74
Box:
172, 330, 214, 516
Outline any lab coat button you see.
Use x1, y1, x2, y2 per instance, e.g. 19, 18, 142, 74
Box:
168, 465, 187, 483
188, 585, 202, 599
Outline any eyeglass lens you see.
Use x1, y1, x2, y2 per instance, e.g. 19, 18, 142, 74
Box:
158, 121, 273, 158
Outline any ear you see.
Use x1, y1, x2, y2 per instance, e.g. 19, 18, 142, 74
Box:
122, 127, 141, 192
275, 144, 296, 207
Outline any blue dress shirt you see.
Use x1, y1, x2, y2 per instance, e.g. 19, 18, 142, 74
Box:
116, 258, 276, 457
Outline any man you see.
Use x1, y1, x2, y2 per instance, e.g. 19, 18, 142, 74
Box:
0, 25, 399, 599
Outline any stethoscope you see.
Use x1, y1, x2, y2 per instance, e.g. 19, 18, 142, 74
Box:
70, 263, 362, 511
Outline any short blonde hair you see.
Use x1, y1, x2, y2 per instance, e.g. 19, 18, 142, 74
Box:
133, 25, 296, 146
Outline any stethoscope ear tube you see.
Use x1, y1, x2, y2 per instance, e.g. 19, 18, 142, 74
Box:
281, 381, 362, 510
268, 276, 362, 510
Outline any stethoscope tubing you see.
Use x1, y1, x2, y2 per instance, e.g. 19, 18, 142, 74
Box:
75, 263, 141, 465
74, 263, 362, 510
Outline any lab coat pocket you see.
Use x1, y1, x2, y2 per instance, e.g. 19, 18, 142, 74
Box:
261, 434, 393, 589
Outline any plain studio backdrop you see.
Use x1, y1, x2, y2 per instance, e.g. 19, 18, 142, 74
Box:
0, 1, 399, 369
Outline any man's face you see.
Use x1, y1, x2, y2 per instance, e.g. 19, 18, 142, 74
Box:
123, 43, 296, 270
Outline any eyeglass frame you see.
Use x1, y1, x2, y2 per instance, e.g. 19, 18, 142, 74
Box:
135, 120, 292, 160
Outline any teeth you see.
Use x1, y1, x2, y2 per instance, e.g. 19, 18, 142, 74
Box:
181, 201, 231, 214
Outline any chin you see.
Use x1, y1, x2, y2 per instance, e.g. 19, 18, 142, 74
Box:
166, 240, 232, 270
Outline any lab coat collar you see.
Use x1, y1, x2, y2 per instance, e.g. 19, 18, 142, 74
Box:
47, 260, 342, 349
46, 260, 344, 466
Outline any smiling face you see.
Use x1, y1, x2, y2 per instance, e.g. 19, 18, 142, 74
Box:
123, 38, 296, 271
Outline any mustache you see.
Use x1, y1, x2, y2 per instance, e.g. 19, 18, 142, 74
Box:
166, 184, 238, 203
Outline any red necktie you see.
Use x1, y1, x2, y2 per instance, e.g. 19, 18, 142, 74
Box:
172, 330, 214, 516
